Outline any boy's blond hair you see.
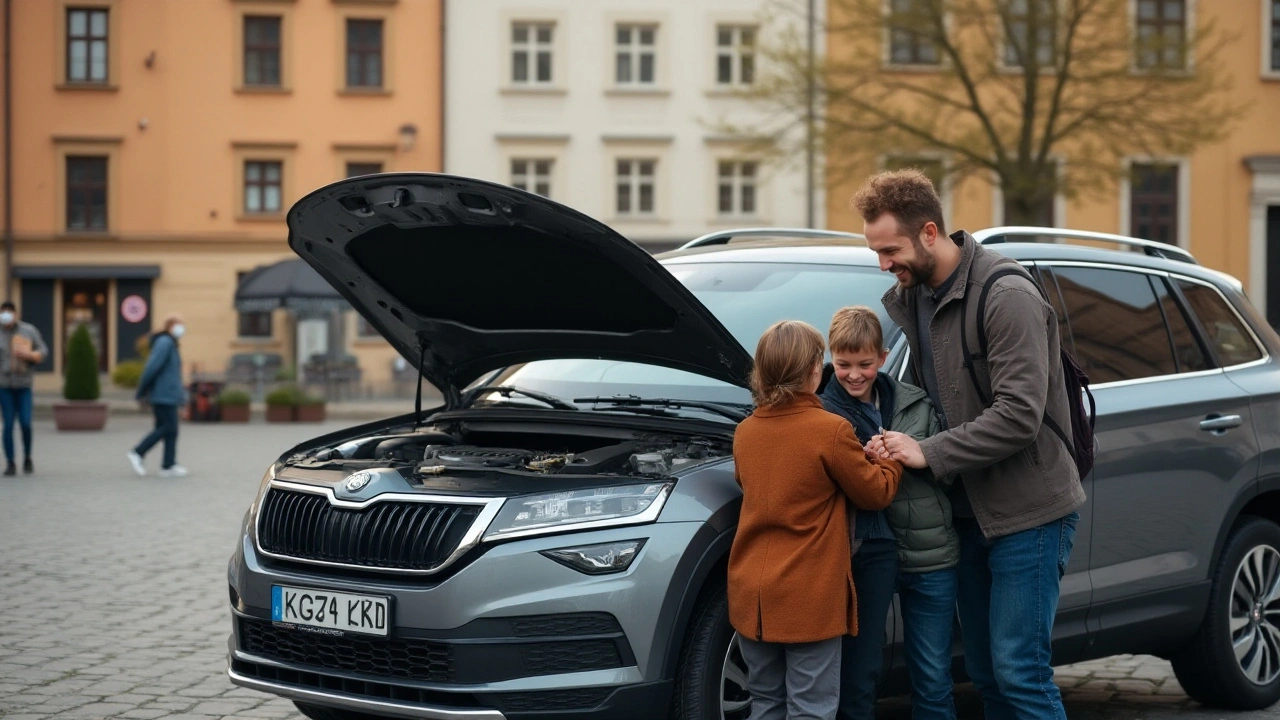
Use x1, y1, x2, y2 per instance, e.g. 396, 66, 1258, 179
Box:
828, 306, 884, 355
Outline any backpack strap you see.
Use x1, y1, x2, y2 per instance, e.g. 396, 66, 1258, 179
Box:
961, 266, 1030, 407
963, 265, 1079, 457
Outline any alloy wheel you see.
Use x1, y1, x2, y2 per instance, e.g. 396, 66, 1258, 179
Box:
1231, 545, 1280, 686
721, 632, 751, 719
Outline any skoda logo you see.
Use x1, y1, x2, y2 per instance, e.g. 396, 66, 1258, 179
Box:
343, 472, 373, 493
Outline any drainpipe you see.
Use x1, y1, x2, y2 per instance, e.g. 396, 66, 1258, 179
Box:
439, 0, 447, 173
805, 0, 816, 229
3, 0, 13, 300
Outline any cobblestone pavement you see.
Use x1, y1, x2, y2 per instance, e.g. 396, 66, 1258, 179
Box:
1, 417, 1277, 719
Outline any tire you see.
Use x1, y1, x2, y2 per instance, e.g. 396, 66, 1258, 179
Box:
1171, 516, 1280, 709
669, 583, 751, 720
293, 702, 394, 720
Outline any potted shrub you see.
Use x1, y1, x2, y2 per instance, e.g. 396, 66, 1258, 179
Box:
219, 388, 252, 423
54, 324, 108, 431
265, 384, 301, 423
295, 390, 326, 423
111, 359, 145, 391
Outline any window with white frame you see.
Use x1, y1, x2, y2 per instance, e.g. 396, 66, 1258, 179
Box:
1129, 163, 1179, 245
616, 159, 656, 216
616, 24, 657, 86
510, 158, 553, 198
1134, 0, 1186, 70
717, 161, 758, 216
512, 22, 554, 85
716, 25, 756, 86
1002, 0, 1056, 68
887, 0, 940, 65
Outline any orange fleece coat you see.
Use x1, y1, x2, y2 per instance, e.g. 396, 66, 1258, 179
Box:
728, 393, 903, 643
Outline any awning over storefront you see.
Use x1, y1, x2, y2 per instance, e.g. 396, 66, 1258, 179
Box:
233, 258, 349, 315
14, 265, 161, 280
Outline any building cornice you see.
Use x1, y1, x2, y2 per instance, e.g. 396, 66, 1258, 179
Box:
231, 141, 299, 150
51, 135, 124, 145
1244, 155, 1280, 174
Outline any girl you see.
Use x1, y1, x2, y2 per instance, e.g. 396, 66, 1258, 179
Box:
728, 320, 903, 720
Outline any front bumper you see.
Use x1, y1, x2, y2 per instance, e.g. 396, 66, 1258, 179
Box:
227, 520, 704, 719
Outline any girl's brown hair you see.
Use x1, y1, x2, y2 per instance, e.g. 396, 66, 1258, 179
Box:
750, 320, 825, 408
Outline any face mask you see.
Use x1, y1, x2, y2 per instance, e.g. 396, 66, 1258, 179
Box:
0, 312, 13, 325
171, 324, 186, 339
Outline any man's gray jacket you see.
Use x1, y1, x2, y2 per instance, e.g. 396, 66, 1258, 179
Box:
0, 322, 49, 390
881, 230, 1086, 539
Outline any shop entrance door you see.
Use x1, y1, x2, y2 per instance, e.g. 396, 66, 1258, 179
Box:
62, 279, 110, 373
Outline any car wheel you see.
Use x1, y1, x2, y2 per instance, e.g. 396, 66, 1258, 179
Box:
670, 583, 752, 720
293, 702, 393, 720
1171, 516, 1280, 709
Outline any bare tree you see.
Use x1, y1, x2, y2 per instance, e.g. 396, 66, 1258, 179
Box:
735, 0, 1247, 225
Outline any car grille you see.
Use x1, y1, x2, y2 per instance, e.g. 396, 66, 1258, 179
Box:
257, 487, 481, 571
239, 617, 454, 682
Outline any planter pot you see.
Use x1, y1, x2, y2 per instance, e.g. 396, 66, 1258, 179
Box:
266, 404, 294, 423
295, 404, 326, 423
221, 404, 251, 423
53, 400, 109, 431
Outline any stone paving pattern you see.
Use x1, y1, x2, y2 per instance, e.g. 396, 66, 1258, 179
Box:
0, 417, 1275, 719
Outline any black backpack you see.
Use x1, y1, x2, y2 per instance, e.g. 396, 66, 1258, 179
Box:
959, 266, 1097, 480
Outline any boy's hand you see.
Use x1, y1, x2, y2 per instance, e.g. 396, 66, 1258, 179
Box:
881, 431, 927, 469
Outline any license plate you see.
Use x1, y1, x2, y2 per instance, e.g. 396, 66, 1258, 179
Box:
271, 585, 389, 637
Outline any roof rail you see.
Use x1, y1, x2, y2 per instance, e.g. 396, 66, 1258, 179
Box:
973, 226, 1197, 265
680, 227, 866, 250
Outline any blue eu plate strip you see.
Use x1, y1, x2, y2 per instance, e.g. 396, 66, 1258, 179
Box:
271, 586, 283, 621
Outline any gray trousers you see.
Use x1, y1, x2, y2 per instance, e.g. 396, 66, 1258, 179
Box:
739, 635, 842, 720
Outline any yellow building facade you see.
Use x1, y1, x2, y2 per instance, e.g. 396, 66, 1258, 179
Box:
824, 0, 1280, 331
0, 0, 442, 393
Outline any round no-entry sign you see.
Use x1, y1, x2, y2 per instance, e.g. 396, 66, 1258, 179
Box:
121, 295, 148, 324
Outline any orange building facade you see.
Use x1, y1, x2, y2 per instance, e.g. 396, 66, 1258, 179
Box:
0, 0, 443, 393
823, 0, 1280, 332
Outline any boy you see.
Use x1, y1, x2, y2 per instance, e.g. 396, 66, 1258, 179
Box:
821, 306, 958, 720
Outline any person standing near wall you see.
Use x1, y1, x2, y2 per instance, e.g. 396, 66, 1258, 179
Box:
0, 301, 48, 476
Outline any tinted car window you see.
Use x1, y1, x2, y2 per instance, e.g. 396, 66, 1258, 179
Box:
1051, 266, 1179, 384
485, 262, 898, 410
1150, 275, 1210, 373
1175, 279, 1265, 367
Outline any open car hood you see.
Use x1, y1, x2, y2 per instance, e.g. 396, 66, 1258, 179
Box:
286, 174, 753, 405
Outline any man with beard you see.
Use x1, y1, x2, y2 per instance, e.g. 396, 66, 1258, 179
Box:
858, 170, 1084, 719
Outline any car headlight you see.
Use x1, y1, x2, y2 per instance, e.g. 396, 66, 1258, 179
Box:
541, 540, 646, 575
482, 482, 672, 542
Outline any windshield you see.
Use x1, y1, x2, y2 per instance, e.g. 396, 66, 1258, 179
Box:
474, 261, 900, 417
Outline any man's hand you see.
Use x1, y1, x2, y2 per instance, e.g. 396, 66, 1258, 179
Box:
881, 431, 928, 469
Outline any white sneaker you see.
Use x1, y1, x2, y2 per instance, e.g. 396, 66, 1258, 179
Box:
127, 451, 146, 477
158, 465, 189, 478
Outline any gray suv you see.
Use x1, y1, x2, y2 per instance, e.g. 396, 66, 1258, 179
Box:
227, 174, 1280, 719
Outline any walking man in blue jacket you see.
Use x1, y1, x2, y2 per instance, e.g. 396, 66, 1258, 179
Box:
128, 314, 188, 477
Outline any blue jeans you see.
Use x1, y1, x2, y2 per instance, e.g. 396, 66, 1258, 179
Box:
0, 386, 33, 463
836, 539, 897, 720
898, 567, 958, 720
955, 512, 1078, 720
135, 403, 179, 469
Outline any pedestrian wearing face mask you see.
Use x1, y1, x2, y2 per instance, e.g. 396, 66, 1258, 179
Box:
0, 301, 49, 476
128, 314, 188, 477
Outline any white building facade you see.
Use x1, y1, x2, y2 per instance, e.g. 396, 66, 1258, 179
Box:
444, 0, 819, 251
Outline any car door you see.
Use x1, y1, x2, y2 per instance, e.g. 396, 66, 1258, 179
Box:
1044, 263, 1258, 653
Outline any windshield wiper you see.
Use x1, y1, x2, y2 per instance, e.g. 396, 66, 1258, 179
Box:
464, 385, 578, 411
574, 395, 750, 423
